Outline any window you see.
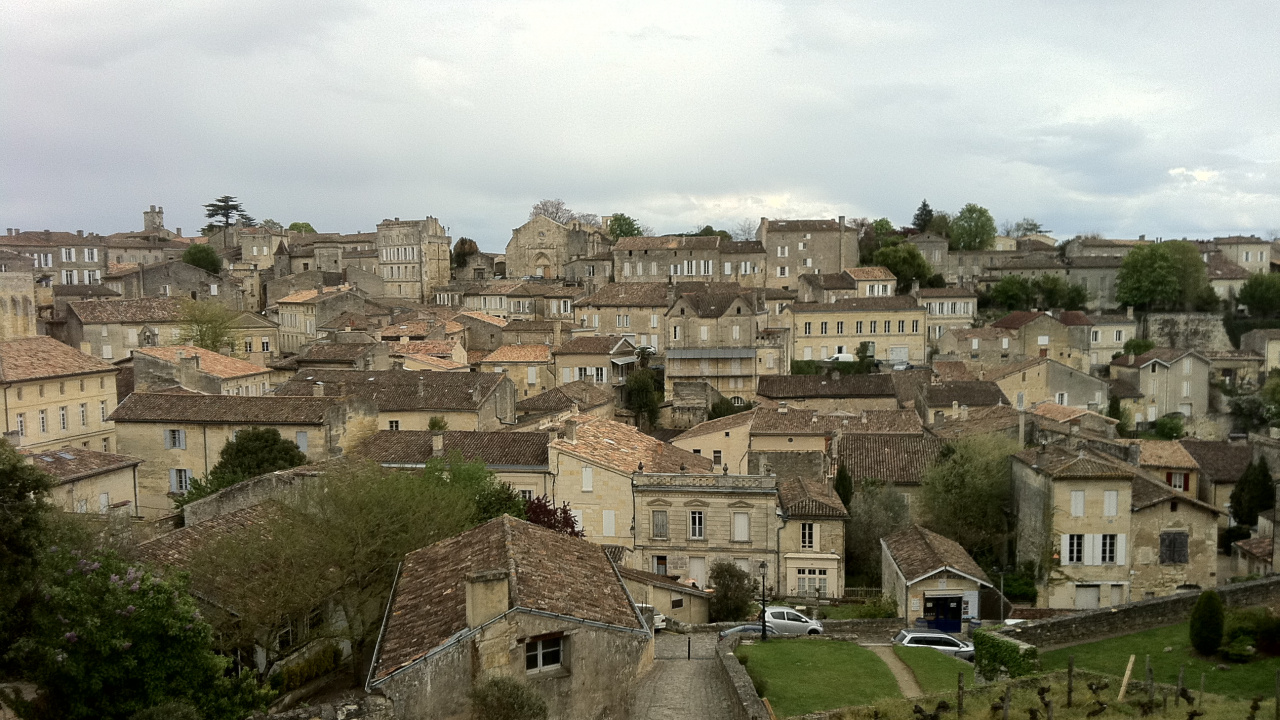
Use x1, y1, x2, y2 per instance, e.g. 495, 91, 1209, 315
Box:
603, 510, 616, 536
801, 522, 815, 549
702, 260, 712, 275
160, 284, 170, 297
61, 247, 76, 262
689, 510, 705, 539
38, 410, 47, 433
295, 431, 308, 452
16, 413, 24, 437
56, 406, 65, 431
593, 366, 605, 383
796, 568, 828, 594
777, 266, 788, 277
732, 324, 740, 340
1104, 490, 1118, 516
672, 325, 680, 340
101, 344, 112, 360
712, 449, 723, 466
1038, 335, 1050, 345
724, 262, 732, 275
527, 366, 538, 385
835, 321, 844, 334
1056, 392, 1068, 405
525, 637, 562, 672
820, 321, 828, 335
581, 465, 593, 491
1001, 337, 1009, 350
653, 555, 668, 575
651, 510, 668, 539
102, 438, 110, 452
898, 320, 905, 333
170, 469, 191, 494
1167, 472, 1187, 491
1182, 381, 1190, 397
1091, 330, 1100, 342
210, 284, 218, 296
261, 337, 270, 353
1159, 532, 1189, 564
777, 246, 788, 257
79, 403, 87, 427
732, 512, 750, 542
1114, 330, 1124, 342
245, 338, 254, 353
99, 400, 107, 421
63, 270, 76, 285
803, 322, 812, 335
1068, 533, 1084, 563
1101, 534, 1117, 564
700, 325, 708, 341
1183, 358, 1192, 375
388, 420, 400, 431
1070, 490, 1085, 517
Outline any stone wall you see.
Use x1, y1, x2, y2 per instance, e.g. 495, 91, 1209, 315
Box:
718, 634, 771, 720
1143, 313, 1231, 352
264, 696, 393, 720
182, 466, 318, 526
996, 575, 1280, 650
671, 617, 903, 639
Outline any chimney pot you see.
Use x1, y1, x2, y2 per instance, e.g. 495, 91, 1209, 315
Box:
565, 418, 578, 442
465, 569, 510, 628
432, 431, 444, 454
312, 382, 325, 397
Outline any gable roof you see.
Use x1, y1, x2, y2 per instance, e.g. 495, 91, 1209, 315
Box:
515, 380, 615, 414
295, 342, 379, 364
925, 381, 1008, 408
673, 288, 756, 319
274, 369, 504, 412
1130, 474, 1220, 514
1110, 348, 1204, 369
23, 448, 142, 485
991, 310, 1093, 329
277, 284, 357, 304
110, 393, 336, 425
480, 344, 553, 364
1012, 445, 1136, 479
928, 404, 1022, 440
836, 433, 942, 486
615, 566, 712, 597
353, 430, 549, 468
756, 373, 897, 400
1179, 440, 1251, 485
135, 502, 282, 579
0, 336, 116, 381
1031, 402, 1118, 426
765, 219, 847, 233
131, 345, 269, 380
778, 478, 849, 519
883, 525, 991, 586
371, 515, 644, 682
68, 297, 185, 325
553, 335, 634, 356
551, 414, 712, 476
789, 296, 920, 313
673, 409, 757, 440
843, 266, 897, 281
1123, 440, 1199, 470
455, 311, 509, 327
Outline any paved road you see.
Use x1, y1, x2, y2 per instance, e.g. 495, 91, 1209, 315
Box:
630, 633, 735, 720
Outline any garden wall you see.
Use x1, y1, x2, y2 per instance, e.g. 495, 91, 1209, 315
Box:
996, 575, 1280, 649
717, 634, 771, 720
671, 618, 903, 639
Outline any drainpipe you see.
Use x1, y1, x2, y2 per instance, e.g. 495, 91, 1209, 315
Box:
775, 503, 785, 599
202, 425, 209, 477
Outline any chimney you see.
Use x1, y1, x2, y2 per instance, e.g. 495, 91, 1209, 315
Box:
1126, 353, 1135, 365
565, 418, 578, 442
465, 569, 510, 628
471, 383, 482, 403
312, 382, 325, 397
1036, 442, 1048, 468
77, 230, 84, 238
960, 405, 969, 421
778, 401, 788, 414
432, 431, 444, 455
1126, 443, 1141, 466
1126, 306, 1134, 320
952, 400, 959, 413
553, 321, 562, 348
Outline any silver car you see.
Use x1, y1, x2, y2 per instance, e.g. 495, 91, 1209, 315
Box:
893, 630, 974, 660
762, 606, 823, 635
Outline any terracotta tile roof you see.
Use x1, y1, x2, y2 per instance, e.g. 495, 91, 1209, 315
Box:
1012, 445, 1136, 479
1108, 378, 1143, 398
321, 311, 375, 331
1130, 474, 1219, 513
402, 354, 469, 371
615, 566, 711, 597
801, 273, 858, 291
1057, 311, 1093, 326
925, 381, 1008, 408
274, 368, 503, 412
918, 287, 978, 298
1031, 402, 1117, 426
675, 288, 757, 319
551, 414, 712, 475
24, 448, 142, 485
456, 311, 509, 327
371, 516, 644, 681
135, 503, 283, 597
790, 296, 920, 313
503, 320, 561, 333
466, 349, 489, 365
553, 335, 634, 356
720, 241, 765, 254
756, 373, 897, 400
111, 393, 336, 424
379, 320, 441, 339
0, 337, 114, 381
132, 345, 268, 380
515, 380, 614, 414
883, 525, 991, 585
674, 409, 757, 440
1123, 440, 1199, 470
613, 235, 721, 251
1180, 440, 1251, 485
992, 310, 1092, 329
843, 266, 897, 281
480, 345, 552, 364
836, 433, 942, 486
750, 407, 844, 434
103, 263, 141, 278
933, 361, 976, 382
830, 409, 923, 433
277, 284, 356, 304
353, 430, 549, 468
68, 297, 185, 325
387, 340, 460, 357
1207, 253, 1251, 281
576, 282, 672, 308
778, 478, 849, 519
1214, 235, 1270, 245
765, 219, 847, 232
295, 342, 379, 363
1235, 536, 1273, 562
928, 404, 1022, 440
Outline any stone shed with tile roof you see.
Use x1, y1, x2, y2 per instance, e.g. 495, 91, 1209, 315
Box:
27, 447, 143, 517
368, 515, 652, 720
130, 345, 273, 397
778, 477, 850, 597
881, 525, 992, 628
353, 429, 552, 500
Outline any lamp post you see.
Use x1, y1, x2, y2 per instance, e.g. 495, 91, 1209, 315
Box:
759, 561, 769, 642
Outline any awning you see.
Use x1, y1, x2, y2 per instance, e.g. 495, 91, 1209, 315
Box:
611, 356, 639, 365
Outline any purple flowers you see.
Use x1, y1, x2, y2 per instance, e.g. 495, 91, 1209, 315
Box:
64, 632, 78, 643
129, 582, 140, 592
122, 641, 132, 650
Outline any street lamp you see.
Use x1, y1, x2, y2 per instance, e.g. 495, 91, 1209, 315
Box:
759, 561, 769, 642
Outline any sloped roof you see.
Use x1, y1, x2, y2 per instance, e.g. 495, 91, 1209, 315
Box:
387, 340, 460, 357
132, 345, 269, 380
278, 284, 356, 304
1207, 253, 1251, 281
295, 342, 379, 363
675, 288, 755, 318
353, 430, 549, 468
801, 273, 858, 291
1123, 440, 1199, 470
925, 381, 1008, 408
576, 282, 671, 308
673, 409, 757, 440
1110, 348, 1199, 368
24, 448, 142, 485
933, 361, 975, 382
883, 525, 991, 586
480, 345, 553, 363
274, 369, 504, 412
917, 287, 977, 298
110, 393, 335, 424
1012, 445, 1136, 479
613, 235, 721, 251
1235, 536, 1273, 562
515, 380, 615, 414
455, 311, 509, 327
790, 296, 920, 313
1031, 402, 1118, 426
765, 219, 846, 233
136, 502, 282, 577
778, 478, 849, 519
757, 373, 897, 400
1180, 440, 1251, 485
615, 566, 712, 597
1130, 474, 1220, 514
836, 433, 942, 486
551, 414, 712, 476
553, 335, 633, 356
371, 516, 644, 682
843, 266, 897, 281
0, 336, 116, 381
991, 310, 1093, 329
927, 404, 1022, 440
69, 297, 185, 325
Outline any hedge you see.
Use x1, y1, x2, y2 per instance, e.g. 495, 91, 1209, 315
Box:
974, 629, 1039, 681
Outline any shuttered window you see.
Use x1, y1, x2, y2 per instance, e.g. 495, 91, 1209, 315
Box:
1070, 490, 1085, 517
732, 512, 750, 542
1159, 532, 1189, 564
1103, 490, 1118, 517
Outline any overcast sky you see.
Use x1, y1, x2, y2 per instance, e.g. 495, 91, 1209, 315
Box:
4, 1, 1279, 253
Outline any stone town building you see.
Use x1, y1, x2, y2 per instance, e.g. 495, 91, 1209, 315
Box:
574, 282, 673, 353
777, 478, 849, 598
937, 326, 1018, 364
612, 236, 766, 287
276, 285, 368, 353
989, 310, 1093, 371
670, 409, 757, 474
514, 381, 616, 424
756, 218, 859, 290
478, 344, 556, 399
837, 432, 942, 519
273, 368, 516, 432
1205, 252, 1251, 302
1109, 348, 1211, 424
109, 393, 375, 518
917, 381, 1009, 426
59, 297, 186, 361
552, 335, 636, 388
0, 228, 108, 287
882, 525, 993, 630
986, 254, 1125, 309
1180, 439, 1252, 526
986, 357, 1110, 411
755, 373, 899, 414
129, 346, 274, 396
1085, 308, 1138, 367
916, 287, 977, 346
102, 260, 245, 310
505, 214, 613, 280
665, 286, 785, 403
1240, 329, 1280, 376
0, 250, 38, 340
795, 267, 898, 304
788, 296, 928, 365
374, 217, 452, 302
226, 311, 280, 365
354, 429, 551, 500
26, 447, 142, 517
1213, 235, 1272, 274
616, 566, 712, 625
0, 337, 119, 455
367, 516, 653, 720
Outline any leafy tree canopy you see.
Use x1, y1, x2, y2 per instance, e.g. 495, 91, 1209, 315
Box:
428, 416, 449, 432
673, 225, 731, 240
1230, 457, 1274, 526
1121, 337, 1155, 357
608, 213, 645, 238
178, 428, 309, 507
625, 368, 662, 430
871, 217, 896, 238
912, 200, 934, 232
1189, 590, 1225, 655
260, 219, 282, 231
529, 199, 598, 227
1001, 217, 1045, 237
845, 477, 909, 587
921, 433, 1019, 563
1115, 241, 1208, 311
708, 561, 755, 621
0, 439, 53, 647
872, 243, 932, 293
524, 495, 584, 537
709, 397, 753, 421
287, 221, 317, 234
202, 196, 245, 231
181, 244, 221, 275
926, 211, 952, 238
950, 203, 997, 251
178, 300, 236, 353
1153, 415, 1184, 440
469, 677, 548, 720
452, 237, 480, 268
1238, 273, 1280, 318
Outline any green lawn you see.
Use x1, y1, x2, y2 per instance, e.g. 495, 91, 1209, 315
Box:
894, 645, 975, 694
735, 638, 901, 718
1040, 622, 1280, 699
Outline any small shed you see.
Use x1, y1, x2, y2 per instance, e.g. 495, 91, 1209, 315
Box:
881, 525, 992, 632
615, 566, 711, 625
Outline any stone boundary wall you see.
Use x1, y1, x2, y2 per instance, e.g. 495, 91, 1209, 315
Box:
996, 575, 1280, 649
671, 617, 903, 639
262, 695, 392, 719
183, 467, 316, 526
717, 634, 771, 720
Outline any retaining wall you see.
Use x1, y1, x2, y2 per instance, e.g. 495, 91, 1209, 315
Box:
671, 617, 903, 639
717, 634, 771, 720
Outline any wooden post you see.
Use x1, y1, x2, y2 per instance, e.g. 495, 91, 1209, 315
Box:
958, 671, 965, 717
1118, 654, 1136, 702
1047, 699, 1053, 720
1273, 669, 1279, 720
1199, 672, 1205, 703
1176, 665, 1185, 707
1068, 656, 1075, 708
1004, 686, 1011, 720
1147, 655, 1154, 703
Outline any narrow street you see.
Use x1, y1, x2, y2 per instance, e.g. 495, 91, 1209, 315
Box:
629, 633, 735, 720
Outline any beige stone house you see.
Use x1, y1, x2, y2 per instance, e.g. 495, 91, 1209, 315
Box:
778, 478, 849, 598
1129, 475, 1220, 600
1213, 235, 1272, 274
756, 217, 858, 290
789, 296, 928, 365
1180, 439, 1251, 526
1086, 308, 1138, 367
276, 284, 368, 353
374, 216, 452, 302
226, 310, 280, 365
836, 431, 942, 519
1205, 252, 1250, 302
514, 381, 615, 423
1110, 348, 1211, 424
616, 566, 711, 625
130, 345, 273, 396
671, 409, 756, 474
367, 516, 653, 720
0, 250, 38, 341
937, 326, 1017, 364
987, 357, 1109, 411
574, 282, 672, 352
1122, 440, 1201, 497
0, 336, 119, 454
918, 381, 1009, 425
353, 429, 551, 501
478, 344, 556, 399
917, 287, 977, 345
552, 335, 636, 388
27, 447, 142, 517
990, 310, 1093, 371
665, 285, 783, 403
612, 235, 765, 287
60, 297, 186, 361
755, 374, 899, 413
1240, 329, 1280, 376
504, 214, 613, 280
110, 393, 375, 517
882, 525, 993, 630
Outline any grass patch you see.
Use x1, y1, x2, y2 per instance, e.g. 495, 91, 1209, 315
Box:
735, 638, 901, 717
816, 602, 897, 620
894, 645, 975, 695
1041, 621, 1280, 699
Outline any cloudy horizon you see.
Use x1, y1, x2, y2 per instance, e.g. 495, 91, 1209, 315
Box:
3, 1, 1278, 253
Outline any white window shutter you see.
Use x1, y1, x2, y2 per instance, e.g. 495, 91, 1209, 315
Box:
562, 368, 572, 384
582, 465, 593, 491
1060, 534, 1070, 565
1081, 535, 1094, 566
1116, 534, 1127, 565
179, 429, 187, 450
169, 469, 178, 493
1071, 491, 1084, 517
163, 430, 172, 449
1093, 534, 1104, 565
813, 523, 820, 549
603, 510, 615, 537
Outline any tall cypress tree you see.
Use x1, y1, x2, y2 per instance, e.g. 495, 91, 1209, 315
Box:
1230, 457, 1274, 526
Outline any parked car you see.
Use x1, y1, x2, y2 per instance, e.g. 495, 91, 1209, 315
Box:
893, 630, 975, 660
635, 604, 668, 632
761, 606, 823, 635
719, 624, 782, 638
892, 361, 912, 371
825, 353, 856, 363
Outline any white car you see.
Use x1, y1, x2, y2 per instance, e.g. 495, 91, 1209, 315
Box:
825, 353, 856, 363
761, 606, 824, 635
893, 630, 975, 660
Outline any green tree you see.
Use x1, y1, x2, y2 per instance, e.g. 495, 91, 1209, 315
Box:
709, 397, 752, 421
1120, 337, 1154, 357
469, 677, 548, 720
989, 276, 1034, 311
523, 495, 584, 537
912, 200, 934, 232
1153, 415, 1184, 440
181, 243, 222, 275
202, 195, 244, 234
474, 478, 527, 525
872, 243, 932, 292
834, 464, 853, 507
625, 369, 662, 430
676, 225, 731, 240
287, 221, 317, 234
1106, 395, 1132, 435
921, 434, 1020, 563
871, 217, 896, 238
452, 237, 480, 268
950, 204, 997, 251
927, 212, 952, 238
0, 439, 53, 650
608, 213, 645, 238
178, 428, 308, 507
1008, 218, 1044, 237
428, 416, 449, 432
9, 544, 270, 719
178, 300, 236, 353
845, 477, 910, 586
1230, 457, 1274, 526
1238, 273, 1280, 318
237, 214, 257, 228
1116, 241, 1208, 311
1031, 275, 1087, 311
260, 219, 283, 231
1189, 589, 1225, 655
708, 561, 754, 621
